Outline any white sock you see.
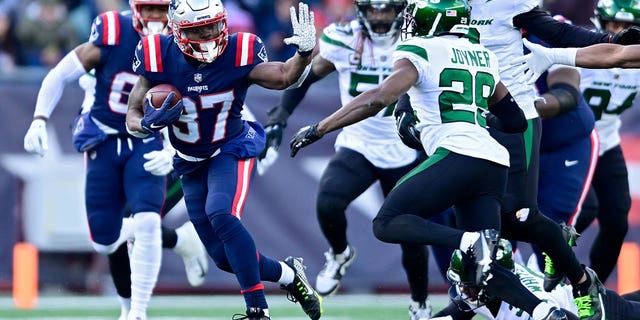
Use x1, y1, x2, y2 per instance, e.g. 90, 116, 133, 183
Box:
117, 295, 130, 318
129, 212, 162, 315
459, 232, 480, 251
531, 301, 554, 320
278, 261, 295, 285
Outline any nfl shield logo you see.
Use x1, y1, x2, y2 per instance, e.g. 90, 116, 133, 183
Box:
194, 73, 202, 83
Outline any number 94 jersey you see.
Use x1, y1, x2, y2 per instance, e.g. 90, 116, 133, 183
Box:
133, 32, 268, 159
392, 34, 509, 167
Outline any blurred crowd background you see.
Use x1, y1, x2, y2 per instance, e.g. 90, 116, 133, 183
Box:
0, 0, 593, 73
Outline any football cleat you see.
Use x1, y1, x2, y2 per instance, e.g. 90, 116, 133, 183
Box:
408, 300, 432, 320
232, 307, 271, 320
466, 229, 499, 285
544, 307, 568, 320
315, 245, 356, 296
174, 221, 209, 287
281, 257, 323, 320
543, 222, 580, 292
573, 266, 606, 320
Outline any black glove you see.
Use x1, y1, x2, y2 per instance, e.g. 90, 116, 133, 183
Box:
289, 123, 321, 157
258, 107, 290, 159
612, 26, 640, 45
395, 110, 423, 150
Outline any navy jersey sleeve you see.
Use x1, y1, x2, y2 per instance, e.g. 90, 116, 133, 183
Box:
231, 32, 269, 69
88, 11, 125, 47
131, 34, 166, 82
513, 6, 612, 47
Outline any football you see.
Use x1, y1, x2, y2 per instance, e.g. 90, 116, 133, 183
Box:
145, 84, 182, 109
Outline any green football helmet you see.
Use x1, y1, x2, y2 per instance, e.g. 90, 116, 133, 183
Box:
355, 0, 407, 45
596, 0, 640, 28
402, 0, 471, 38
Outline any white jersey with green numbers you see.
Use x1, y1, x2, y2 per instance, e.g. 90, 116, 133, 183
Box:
472, 264, 578, 320
319, 20, 418, 169
579, 68, 640, 155
392, 35, 509, 167
469, 0, 540, 120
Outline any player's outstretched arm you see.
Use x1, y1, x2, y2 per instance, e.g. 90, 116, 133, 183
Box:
289, 59, 417, 157
575, 43, 640, 68
248, 2, 316, 89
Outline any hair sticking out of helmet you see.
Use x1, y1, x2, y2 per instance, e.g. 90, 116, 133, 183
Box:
595, 0, 640, 30
130, 0, 171, 35
401, 0, 471, 39
169, 0, 229, 63
355, 0, 407, 46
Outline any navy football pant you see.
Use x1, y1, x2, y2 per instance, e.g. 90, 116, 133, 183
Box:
180, 153, 281, 301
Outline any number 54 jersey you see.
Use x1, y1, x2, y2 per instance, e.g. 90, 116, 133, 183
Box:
393, 33, 509, 167
132, 32, 268, 159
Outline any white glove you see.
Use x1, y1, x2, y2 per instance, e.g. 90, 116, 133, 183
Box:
24, 119, 48, 157
143, 149, 174, 176
283, 2, 316, 53
256, 146, 279, 176
508, 38, 577, 85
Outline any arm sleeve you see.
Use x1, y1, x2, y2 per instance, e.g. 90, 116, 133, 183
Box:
34, 51, 87, 119
278, 68, 323, 115
513, 6, 612, 47
488, 93, 528, 133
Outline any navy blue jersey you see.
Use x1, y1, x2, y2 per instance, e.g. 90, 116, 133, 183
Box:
526, 34, 595, 152
88, 11, 141, 133
133, 32, 268, 158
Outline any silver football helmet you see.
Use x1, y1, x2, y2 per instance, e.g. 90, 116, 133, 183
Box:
169, 0, 228, 62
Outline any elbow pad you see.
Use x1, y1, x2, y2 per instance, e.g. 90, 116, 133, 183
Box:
547, 82, 580, 115
488, 93, 528, 133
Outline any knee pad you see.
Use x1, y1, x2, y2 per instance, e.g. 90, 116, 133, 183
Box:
132, 211, 161, 234
92, 241, 121, 255
372, 217, 389, 242
210, 214, 244, 241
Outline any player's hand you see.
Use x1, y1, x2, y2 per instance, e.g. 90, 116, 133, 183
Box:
290, 123, 321, 157
612, 26, 640, 45
395, 110, 423, 151
259, 124, 284, 159
509, 38, 560, 85
143, 149, 174, 176
24, 119, 48, 157
140, 92, 184, 133
256, 146, 279, 175
284, 2, 316, 54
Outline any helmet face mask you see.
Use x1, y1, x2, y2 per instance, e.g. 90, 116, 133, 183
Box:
355, 0, 407, 46
130, 0, 171, 35
402, 0, 471, 39
169, 0, 228, 63
596, 0, 640, 30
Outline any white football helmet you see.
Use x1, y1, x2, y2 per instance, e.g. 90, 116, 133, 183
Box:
355, 0, 407, 46
169, 0, 228, 63
130, 0, 171, 35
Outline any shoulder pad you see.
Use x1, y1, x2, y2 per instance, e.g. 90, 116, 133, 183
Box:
141, 34, 164, 72
321, 21, 361, 51
234, 32, 267, 67
89, 11, 123, 46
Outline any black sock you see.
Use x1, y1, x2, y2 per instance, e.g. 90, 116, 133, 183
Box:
162, 226, 178, 249
108, 243, 131, 298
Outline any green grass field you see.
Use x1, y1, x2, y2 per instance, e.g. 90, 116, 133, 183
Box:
0, 294, 454, 319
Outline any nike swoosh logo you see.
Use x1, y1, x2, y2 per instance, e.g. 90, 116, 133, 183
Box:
564, 160, 579, 167
142, 137, 155, 143
149, 123, 164, 129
